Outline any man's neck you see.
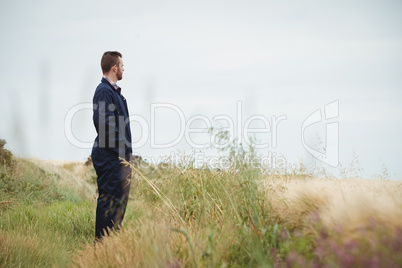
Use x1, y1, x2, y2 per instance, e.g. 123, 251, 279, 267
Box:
103, 75, 117, 84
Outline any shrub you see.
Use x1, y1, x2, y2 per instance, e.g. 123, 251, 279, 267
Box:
84, 156, 92, 166
0, 139, 14, 167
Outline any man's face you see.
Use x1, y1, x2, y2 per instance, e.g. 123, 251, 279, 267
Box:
116, 57, 124, 81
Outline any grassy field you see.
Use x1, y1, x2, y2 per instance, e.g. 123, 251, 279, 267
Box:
0, 141, 401, 267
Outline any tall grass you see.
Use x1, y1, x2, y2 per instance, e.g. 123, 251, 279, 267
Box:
0, 200, 94, 267
70, 147, 402, 268
0, 140, 401, 267
0, 145, 97, 267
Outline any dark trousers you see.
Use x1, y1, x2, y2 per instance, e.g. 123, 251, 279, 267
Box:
93, 154, 132, 240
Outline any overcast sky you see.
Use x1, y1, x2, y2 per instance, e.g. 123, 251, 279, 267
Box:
0, 0, 401, 178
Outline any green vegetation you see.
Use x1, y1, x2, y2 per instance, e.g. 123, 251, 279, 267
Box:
0, 201, 93, 267
0, 139, 96, 267
0, 139, 401, 267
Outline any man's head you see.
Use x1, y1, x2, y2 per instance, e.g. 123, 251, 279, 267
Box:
101, 51, 124, 82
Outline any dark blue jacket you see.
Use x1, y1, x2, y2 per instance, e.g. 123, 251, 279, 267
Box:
91, 77, 132, 161
91, 78, 132, 239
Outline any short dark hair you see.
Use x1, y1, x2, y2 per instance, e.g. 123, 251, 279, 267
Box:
101, 51, 122, 74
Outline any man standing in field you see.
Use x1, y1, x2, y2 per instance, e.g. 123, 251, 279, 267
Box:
91, 51, 132, 241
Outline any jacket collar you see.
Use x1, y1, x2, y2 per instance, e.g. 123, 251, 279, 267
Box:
101, 77, 121, 95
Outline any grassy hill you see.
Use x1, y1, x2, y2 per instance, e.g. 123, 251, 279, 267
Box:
0, 140, 401, 267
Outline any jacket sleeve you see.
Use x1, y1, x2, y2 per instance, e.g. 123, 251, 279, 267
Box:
93, 88, 126, 156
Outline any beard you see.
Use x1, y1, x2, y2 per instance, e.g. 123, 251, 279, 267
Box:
117, 68, 123, 81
